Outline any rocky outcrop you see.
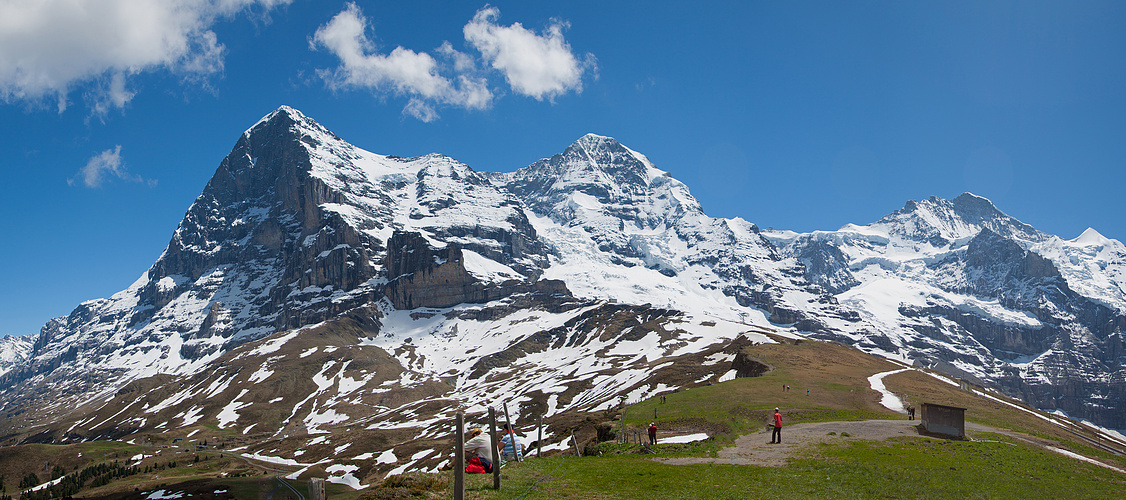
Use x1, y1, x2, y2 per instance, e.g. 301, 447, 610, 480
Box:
383, 231, 572, 310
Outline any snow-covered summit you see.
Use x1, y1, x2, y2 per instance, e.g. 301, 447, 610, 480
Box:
872, 192, 1043, 247
1073, 227, 1114, 246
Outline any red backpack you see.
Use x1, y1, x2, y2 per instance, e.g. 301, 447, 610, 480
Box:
465, 456, 492, 474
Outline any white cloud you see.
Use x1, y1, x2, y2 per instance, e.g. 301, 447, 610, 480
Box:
464, 6, 595, 101
312, 3, 593, 120
312, 3, 492, 121
69, 146, 156, 188
0, 0, 290, 115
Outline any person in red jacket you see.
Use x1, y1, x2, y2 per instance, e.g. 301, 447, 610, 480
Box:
648, 423, 657, 445
770, 408, 783, 444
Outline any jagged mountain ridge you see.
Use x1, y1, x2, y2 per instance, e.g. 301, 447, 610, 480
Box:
0, 107, 809, 458
766, 194, 1126, 426
1, 105, 1123, 463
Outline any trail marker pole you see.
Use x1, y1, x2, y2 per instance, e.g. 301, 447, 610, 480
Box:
489, 407, 501, 490
537, 415, 543, 457
571, 431, 580, 456
454, 412, 465, 500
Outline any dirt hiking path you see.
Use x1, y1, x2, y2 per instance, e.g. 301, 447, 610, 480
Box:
658, 419, 928, 467
658, 419, 1126, 474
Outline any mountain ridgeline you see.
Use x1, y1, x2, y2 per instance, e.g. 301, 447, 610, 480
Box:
1, 106, 1123, 452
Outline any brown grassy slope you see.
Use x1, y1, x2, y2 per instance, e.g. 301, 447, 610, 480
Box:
622, 338, 905, 439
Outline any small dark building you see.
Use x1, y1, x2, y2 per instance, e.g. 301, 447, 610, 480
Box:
921, 403, 966, 438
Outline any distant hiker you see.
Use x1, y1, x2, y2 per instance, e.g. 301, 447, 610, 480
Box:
661, 395, 666, 404
770, 408, 783, 444
648, 423, 658, 445
499, 423, 525, 462
464, 428, 493, 473
907, 405, 916, 420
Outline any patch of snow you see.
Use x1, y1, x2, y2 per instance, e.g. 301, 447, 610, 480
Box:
326, 464, 367, 489
660, 432, 709, 444
248, 365, 274, 384
216, 389, 252, 429
376, 449, 397, 464
868, 369, 911, 413
462, 249, 524, 283
1045, 446, 1126, 473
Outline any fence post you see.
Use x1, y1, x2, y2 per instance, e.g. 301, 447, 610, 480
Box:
537, 415, 543, 457
571, 431, 581, 456
620, 402, 627, 443
502, 401, 522, 462
489, 407, 501, 490
308, 477, 325, 500
454, 412, 465, 500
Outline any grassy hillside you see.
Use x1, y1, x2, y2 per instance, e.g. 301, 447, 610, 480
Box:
2, 337, 1123, 499
621, 337, 902, 442
365, 338, 1126, 499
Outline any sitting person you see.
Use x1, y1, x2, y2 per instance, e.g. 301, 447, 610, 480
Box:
464, 428, 493, 473
499, 423, 525, 462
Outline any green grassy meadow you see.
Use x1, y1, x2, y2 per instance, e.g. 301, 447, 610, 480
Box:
446, 433, 1125, 500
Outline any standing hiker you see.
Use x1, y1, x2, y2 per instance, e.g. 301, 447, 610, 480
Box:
770, 408, 783, 444
648, 422, 658, 445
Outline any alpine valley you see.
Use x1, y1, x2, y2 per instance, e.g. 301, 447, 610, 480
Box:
1, 106, 1123, 486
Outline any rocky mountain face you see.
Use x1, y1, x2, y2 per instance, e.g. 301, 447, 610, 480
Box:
0, 334, 32, 378
0, 106, 1123, 479
766, 194, 1126, 427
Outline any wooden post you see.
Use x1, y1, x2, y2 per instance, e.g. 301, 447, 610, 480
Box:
454, 412, 465, 500
537, 415, 543, 457
489, 407, 501, 490
620, 403, 627, 444
502, 401, 521, 462
308, 477, 326, 500
571, 431, 581, 456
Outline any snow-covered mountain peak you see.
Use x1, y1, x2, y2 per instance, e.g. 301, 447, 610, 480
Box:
247, 105, 323, 136
502, 134, 702, 232
871, 193, 1043, 248
1073, 227, 1113, 247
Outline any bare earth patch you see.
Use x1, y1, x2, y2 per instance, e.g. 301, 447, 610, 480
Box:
657, 419, 922, 467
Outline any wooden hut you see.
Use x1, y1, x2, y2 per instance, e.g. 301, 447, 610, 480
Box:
921, 403, 966, 438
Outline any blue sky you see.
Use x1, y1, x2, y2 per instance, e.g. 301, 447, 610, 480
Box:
1, 1, 1124, 336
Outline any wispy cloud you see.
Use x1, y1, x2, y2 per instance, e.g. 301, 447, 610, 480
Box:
0, 0, 291, 116
69, 146, 156, 188
312, 3, 596, 121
